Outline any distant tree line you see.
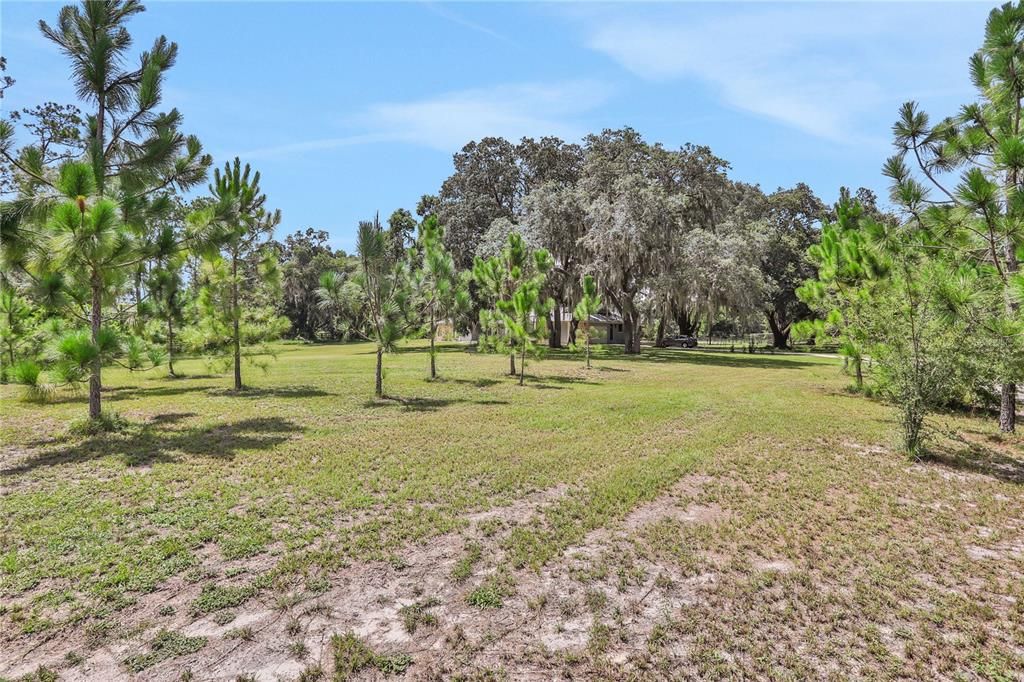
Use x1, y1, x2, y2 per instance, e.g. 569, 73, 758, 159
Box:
275, 132, 844, 354
6, 0, 1024, 456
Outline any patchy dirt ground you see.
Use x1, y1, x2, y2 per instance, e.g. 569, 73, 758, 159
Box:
3, 477, 726, 680
8, 431, 1023, 682
3, 346, 1024, 681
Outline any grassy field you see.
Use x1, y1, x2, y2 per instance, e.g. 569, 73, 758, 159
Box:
1, 342, 1022, 681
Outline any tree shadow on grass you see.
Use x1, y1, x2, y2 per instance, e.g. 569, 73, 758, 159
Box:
106, 384, 212, 401
927, 432, 1024, 484
362, 395, 509, 412
51, 383, 334, 404
435, 377, 501, 388
101, 382, 333, 399
609, 348, 822, 370
206, 385, 334, 399
394, 344, 471, 355
4, 414, 303, 475
535, 375, 600, 387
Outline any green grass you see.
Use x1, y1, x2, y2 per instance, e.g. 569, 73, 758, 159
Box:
330, 631, 411, 679
1, 340, 1022, 678
122, 629, 206, 672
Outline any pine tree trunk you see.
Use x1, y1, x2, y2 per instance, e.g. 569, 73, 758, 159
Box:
168, 317, 176, 377
95, 97, 106, 194
375, 346, 384, 398
429, 308, 437, 379
519, 345, 526, 386
232, 254, 242, 391
509, 353, 516, 376
1001, 241, 1018, 432
89, 279, 102, 421
585, 337, 591, 369
4, 333, 15, 382
855, 357, 863, 390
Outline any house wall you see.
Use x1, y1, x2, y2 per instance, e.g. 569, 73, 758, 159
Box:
607, 324, 626, 344
583, 323, 626, 345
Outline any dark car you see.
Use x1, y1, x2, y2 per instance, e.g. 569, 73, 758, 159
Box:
664, 335, 698, 348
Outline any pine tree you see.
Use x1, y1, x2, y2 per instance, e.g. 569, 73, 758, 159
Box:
0, 0, 210, 421
355, 215, 416, 398
48, 162, 137, 419
146, 226, 186, 377
797, 195, 890, 389
413, 216, 469, 379
474, 233, 553, 385
573, 274, 602, 369
191, 158, 282, 390
884, 2, 1024, 431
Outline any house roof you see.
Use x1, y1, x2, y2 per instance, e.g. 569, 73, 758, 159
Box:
557, 311, 624, 324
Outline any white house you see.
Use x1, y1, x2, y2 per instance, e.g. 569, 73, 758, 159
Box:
554, 311, 626, 345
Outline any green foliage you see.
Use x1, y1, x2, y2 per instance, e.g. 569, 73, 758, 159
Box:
572, 274, 602, 368
412, 215, 470, 378
315, 269, 364, 339
69, 410, 128, 435
277, 228, 356, 340
186, 164, 285, 389
12, 359, 41, 387
355, 215, 417, 396
883, 2, 1024, 432
474, 232, 554, 384
398, 597, 440, 633
55, 329, 100, 369
466, 585, 505, 609
191, 583, 257, 615
796, 194, 890, 388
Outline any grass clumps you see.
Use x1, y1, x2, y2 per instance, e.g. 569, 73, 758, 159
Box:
466, 570, 515, 609
330, 632, 412, 680
398, 597, 440, 633
123, 629, 206, 672
466, 585, 504, 609
11, 667, 58, 682
450, 542, 483, 583
69, 410, 129, 435
190, 583, 257, 615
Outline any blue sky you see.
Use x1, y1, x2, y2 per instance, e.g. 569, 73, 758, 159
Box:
2, 1, 994, 252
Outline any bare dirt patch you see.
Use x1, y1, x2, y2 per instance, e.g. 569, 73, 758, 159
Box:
1, 475, 731, 680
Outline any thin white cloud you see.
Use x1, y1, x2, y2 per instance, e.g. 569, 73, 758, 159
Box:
419, 2, 519, 48
359, 80, 613, 151
583, 5, 963, 145
238, 80, 613, 159
235, 133, 393, 160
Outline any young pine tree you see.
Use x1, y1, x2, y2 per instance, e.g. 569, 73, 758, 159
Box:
48, 163, 137, 420
356, 215, 416, 398
796, 195, 890, 389
146, 230, 187, 377
413, 216, 469, 379
190, 158, 284, 390
573, 274, 602, 369
884, 2, 1024, 431
474, 233, 554, 385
